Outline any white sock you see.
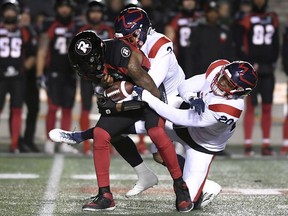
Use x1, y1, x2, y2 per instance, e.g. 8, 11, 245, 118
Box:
283, 139, 288, 146
134, 162, 150, 177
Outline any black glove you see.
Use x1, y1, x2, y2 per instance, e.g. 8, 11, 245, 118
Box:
189, 97, 205, 115
97, 96, 118, 115
36, 75, 46, 89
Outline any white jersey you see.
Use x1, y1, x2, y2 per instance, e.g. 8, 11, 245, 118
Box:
141, 31, 185, 102
142, 59, 244, 152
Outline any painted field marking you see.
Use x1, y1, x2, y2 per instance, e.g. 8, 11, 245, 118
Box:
71, 174, 288, 195
38, 154, 64, 216
0, 173, 39, 179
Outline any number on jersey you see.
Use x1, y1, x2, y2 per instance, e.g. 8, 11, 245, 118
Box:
0, 37, 22, 58
252, 24, 275, 45
54, 36, 67, 54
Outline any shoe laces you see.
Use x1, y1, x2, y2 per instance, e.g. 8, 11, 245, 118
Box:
59, 132, 77, 143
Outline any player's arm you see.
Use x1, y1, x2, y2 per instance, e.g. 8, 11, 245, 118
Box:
128, 50, 160, 98
140, 89, 214, 127
178, 74, 205, 102
36, 33, 49, 77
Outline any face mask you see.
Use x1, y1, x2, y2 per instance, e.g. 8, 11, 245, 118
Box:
3, 16, 18, 24
56, 14, 72, 25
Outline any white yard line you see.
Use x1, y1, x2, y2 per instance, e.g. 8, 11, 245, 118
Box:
38, 154, 64, 216
0, 173, 39, 179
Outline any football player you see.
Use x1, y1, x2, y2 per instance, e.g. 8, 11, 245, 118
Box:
67, 8, 193, 212
235, 0, 279, 156
164, 0, 203, 78
0, 0, 36, 153
36, 0, 79, 154
132, 59, 258, 209
77, 0, 114, 155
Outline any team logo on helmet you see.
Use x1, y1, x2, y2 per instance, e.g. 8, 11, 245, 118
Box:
75, 39, 92, 56
121, 47, 131, 57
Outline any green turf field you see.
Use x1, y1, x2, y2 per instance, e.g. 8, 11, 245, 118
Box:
0, 153, 287, 216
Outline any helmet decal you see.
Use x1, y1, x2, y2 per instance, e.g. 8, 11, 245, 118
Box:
75, 39, 92, 56
116, 8, 144, 29
121, 47, 131, 57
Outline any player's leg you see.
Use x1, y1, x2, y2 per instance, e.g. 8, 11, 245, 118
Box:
144, 108, 193, 212
260, 74, 276, 155
0, 80, 9, 151
80, 78, 94, 155
82, 111, 140, 211
111, 132, 158, 197
183, 145, 221, 210
22, 69, 40, 152
59, 74, 78, 154
243, 89, 258, 156
9, 78, 25, 153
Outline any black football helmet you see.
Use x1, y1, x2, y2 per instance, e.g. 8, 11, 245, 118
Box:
68, 30, 106, 81
211, 61, 258, 99
1, 0, 20, 24
114, 7, 151, 48
54, 0, 76, 10
86, 0, 106, 25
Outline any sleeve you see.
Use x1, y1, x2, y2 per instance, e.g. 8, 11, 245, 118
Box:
271, 13, 280, 64
22, 26, 37, 58
148, 52, 171, 88
178, 74, 205, 102
141, 90, 217, 127
282, 27, 288, 76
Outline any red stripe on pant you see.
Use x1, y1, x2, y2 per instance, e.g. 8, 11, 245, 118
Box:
93, 127, 111, 187
10, 108, 22, 150
193, 155, 215, 202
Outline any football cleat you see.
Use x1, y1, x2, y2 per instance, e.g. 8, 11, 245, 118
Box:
173, 180, 193, 212
126, 170, 158, 197
244, 145, 255, 157
49, 128, 83, 145
261, 146, 276, 156
82, 192, 116, 211
199, 179, 222, 209
280, 146, 288, 156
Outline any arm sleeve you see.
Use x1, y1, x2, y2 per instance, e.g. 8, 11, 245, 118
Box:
148, 53, 170, 88
142, 90, 216, 127
282, 27, 288, 76
178, 74, 206, 102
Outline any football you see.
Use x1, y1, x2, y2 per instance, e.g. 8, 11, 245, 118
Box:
104, 81, 134, 102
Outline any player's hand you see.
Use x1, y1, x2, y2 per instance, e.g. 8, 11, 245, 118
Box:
36, 75, 46, 89
132, 86, 144, 100
189, 97, 205, 115
101, 74, 114, 87
97, 96, 118, 115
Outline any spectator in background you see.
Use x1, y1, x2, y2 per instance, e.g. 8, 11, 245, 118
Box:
236, 0, 279, 156
281, 21, 288, 156
0, 0, 36, 153
218, 0, 232, 27
189, 1, 235, 76
78, 0, 114, 155
17, 6, 40, 152
33, 12, 48, 35
140, 0, 165, 33
36, 0, 79, 154
231, 0, 252, 60
106, 0, 124, 24
165, 0, 203, 78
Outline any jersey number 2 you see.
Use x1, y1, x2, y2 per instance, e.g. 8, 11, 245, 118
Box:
0, 38, 22, 58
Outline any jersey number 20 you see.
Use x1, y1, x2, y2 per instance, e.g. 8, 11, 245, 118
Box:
0, 38, 22, 58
